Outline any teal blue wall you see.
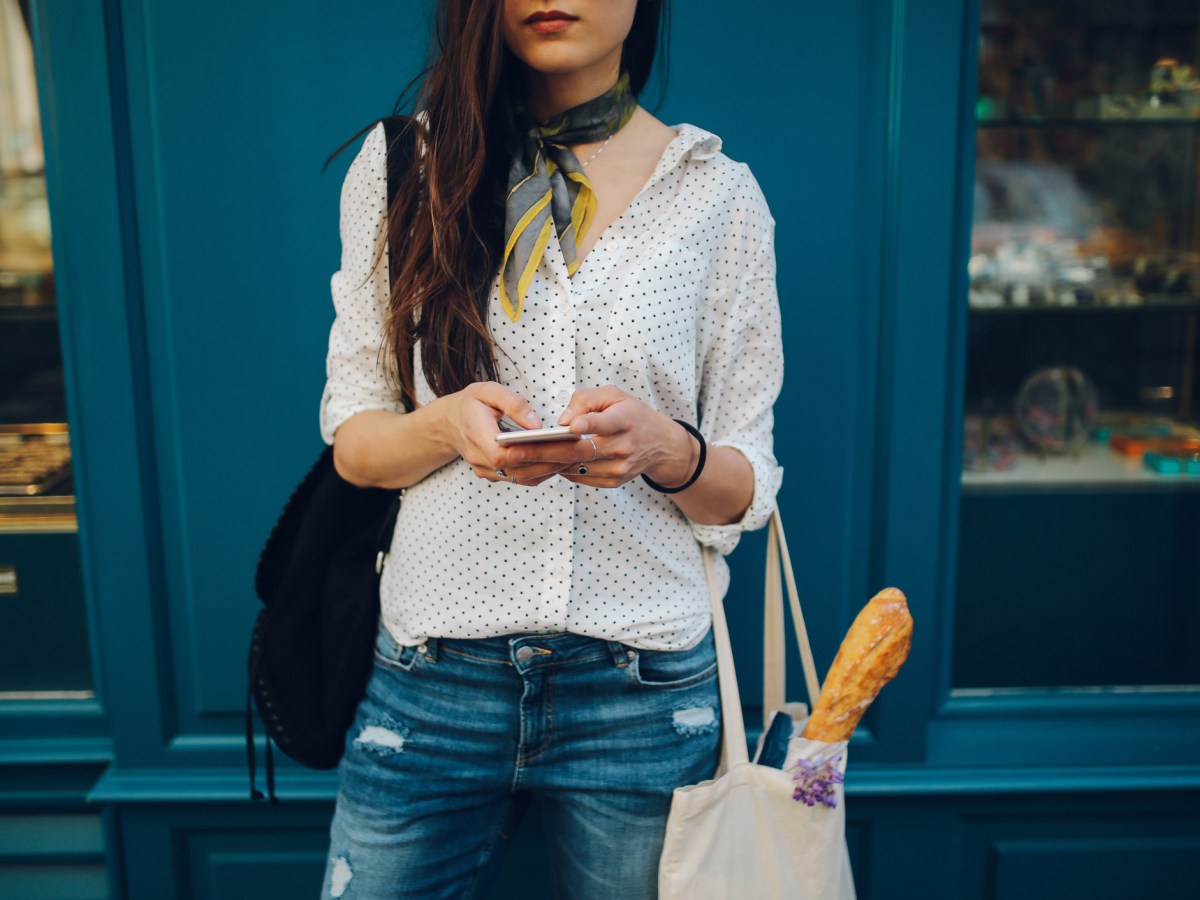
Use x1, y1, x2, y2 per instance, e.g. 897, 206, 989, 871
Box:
5, 0, 1198, 897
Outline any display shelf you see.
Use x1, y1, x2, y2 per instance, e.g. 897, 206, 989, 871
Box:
0, 495, 76, 533
961, 441, 1200, 493
978, 117, 1200, 128
0, 305, 57, 324
969, 295, 1200, 314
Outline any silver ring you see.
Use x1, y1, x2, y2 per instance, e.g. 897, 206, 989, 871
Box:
577, 465, 589, 476
587, 438, 599, 461
510, 475, 518, 484
495, 468, 506, 478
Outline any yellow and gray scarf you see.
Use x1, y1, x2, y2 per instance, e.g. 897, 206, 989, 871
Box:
501, 72, 637, 321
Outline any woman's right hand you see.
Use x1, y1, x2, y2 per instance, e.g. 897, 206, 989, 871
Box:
441, 382, 568, 486
332, 382, 567, 490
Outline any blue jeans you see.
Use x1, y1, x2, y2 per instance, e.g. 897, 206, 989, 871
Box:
320, 622, 722, 899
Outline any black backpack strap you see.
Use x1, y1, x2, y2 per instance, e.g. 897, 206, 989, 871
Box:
246, 680, 264, 801
374, 492, 404, 574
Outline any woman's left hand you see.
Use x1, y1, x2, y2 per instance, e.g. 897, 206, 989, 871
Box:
554, 386, 698, 489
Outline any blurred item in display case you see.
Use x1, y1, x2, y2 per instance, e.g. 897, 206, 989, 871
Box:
1097, 57, 1200, 119
1093, 412, 1200, 479
0, 425, 71, 497
961, 411, 1200, 476
1015, 364, 1098, 454
1143, 450, 1200, 475
1091, 412, 1180, 444
969, 148, 1200, 310
963, 415, 1023, 473
968, 242, 1198, 309
1108, 433, 1200, 459
978, 0, 1200, 123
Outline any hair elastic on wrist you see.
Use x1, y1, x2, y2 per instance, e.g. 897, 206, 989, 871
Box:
641, 419, 706, 494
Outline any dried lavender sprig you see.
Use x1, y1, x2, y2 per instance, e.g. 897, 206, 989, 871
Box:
792, 752, 845, 807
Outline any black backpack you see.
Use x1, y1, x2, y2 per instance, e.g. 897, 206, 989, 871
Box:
246, 116, 415, 800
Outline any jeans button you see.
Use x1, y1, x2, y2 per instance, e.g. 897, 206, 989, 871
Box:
416, 643, 428, 654
515, 646, 535, 663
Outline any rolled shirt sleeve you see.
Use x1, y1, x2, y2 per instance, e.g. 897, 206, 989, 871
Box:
318, 122, 404, 445
691, 169, 784, 555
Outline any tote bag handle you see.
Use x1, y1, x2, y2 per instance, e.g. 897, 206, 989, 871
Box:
704, 508, 822, 771
762, 508, 822, 728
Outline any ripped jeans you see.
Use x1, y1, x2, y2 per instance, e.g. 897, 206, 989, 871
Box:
320, 623, 721, 899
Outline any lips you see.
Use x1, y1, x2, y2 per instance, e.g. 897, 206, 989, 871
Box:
524, 10, 578, 24
525, 10, 578, 33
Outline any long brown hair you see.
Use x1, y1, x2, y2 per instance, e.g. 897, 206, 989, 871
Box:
340, 0, 669, 408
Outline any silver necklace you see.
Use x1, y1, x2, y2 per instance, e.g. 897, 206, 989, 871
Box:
580, 133, 613, 168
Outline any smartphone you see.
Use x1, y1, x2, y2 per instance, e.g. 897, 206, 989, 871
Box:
495, 426, 581, 445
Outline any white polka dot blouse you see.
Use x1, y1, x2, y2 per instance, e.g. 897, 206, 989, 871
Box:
320, 121, 784, 651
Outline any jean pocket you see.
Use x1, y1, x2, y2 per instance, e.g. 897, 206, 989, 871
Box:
628, 632, 717, 689
373, 622, 421, 672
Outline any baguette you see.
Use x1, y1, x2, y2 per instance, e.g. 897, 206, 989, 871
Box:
802, 587, 912, 742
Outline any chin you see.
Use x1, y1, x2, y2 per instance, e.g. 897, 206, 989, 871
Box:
516, 48, 624, 87
517, 47, 604, 75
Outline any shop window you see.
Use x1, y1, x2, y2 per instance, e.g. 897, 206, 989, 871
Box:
0, 0, 92, 698
956, 0, 1200, 690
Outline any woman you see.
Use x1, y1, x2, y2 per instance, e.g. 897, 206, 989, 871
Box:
319, 1, 783, 897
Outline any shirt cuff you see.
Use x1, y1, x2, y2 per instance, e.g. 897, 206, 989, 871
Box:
319, 382, 404, 445
688, 441, 783, 555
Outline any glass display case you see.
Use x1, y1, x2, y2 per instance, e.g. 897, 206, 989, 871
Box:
954, 0, 1200, 689
0, 0, 92, 697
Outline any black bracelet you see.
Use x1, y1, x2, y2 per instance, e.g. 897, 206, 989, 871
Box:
642, 419, 707, 494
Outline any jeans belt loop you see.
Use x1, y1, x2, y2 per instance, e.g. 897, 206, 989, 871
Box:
607, 640, 632, 668
419, 636, 439, 663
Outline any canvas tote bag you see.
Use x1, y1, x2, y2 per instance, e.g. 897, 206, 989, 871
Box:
658, 509, 857, 899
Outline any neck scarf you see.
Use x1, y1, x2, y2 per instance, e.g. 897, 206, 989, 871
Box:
501, 71, 637, 322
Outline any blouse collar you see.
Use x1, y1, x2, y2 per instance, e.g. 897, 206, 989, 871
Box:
628, 122, 723, 206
